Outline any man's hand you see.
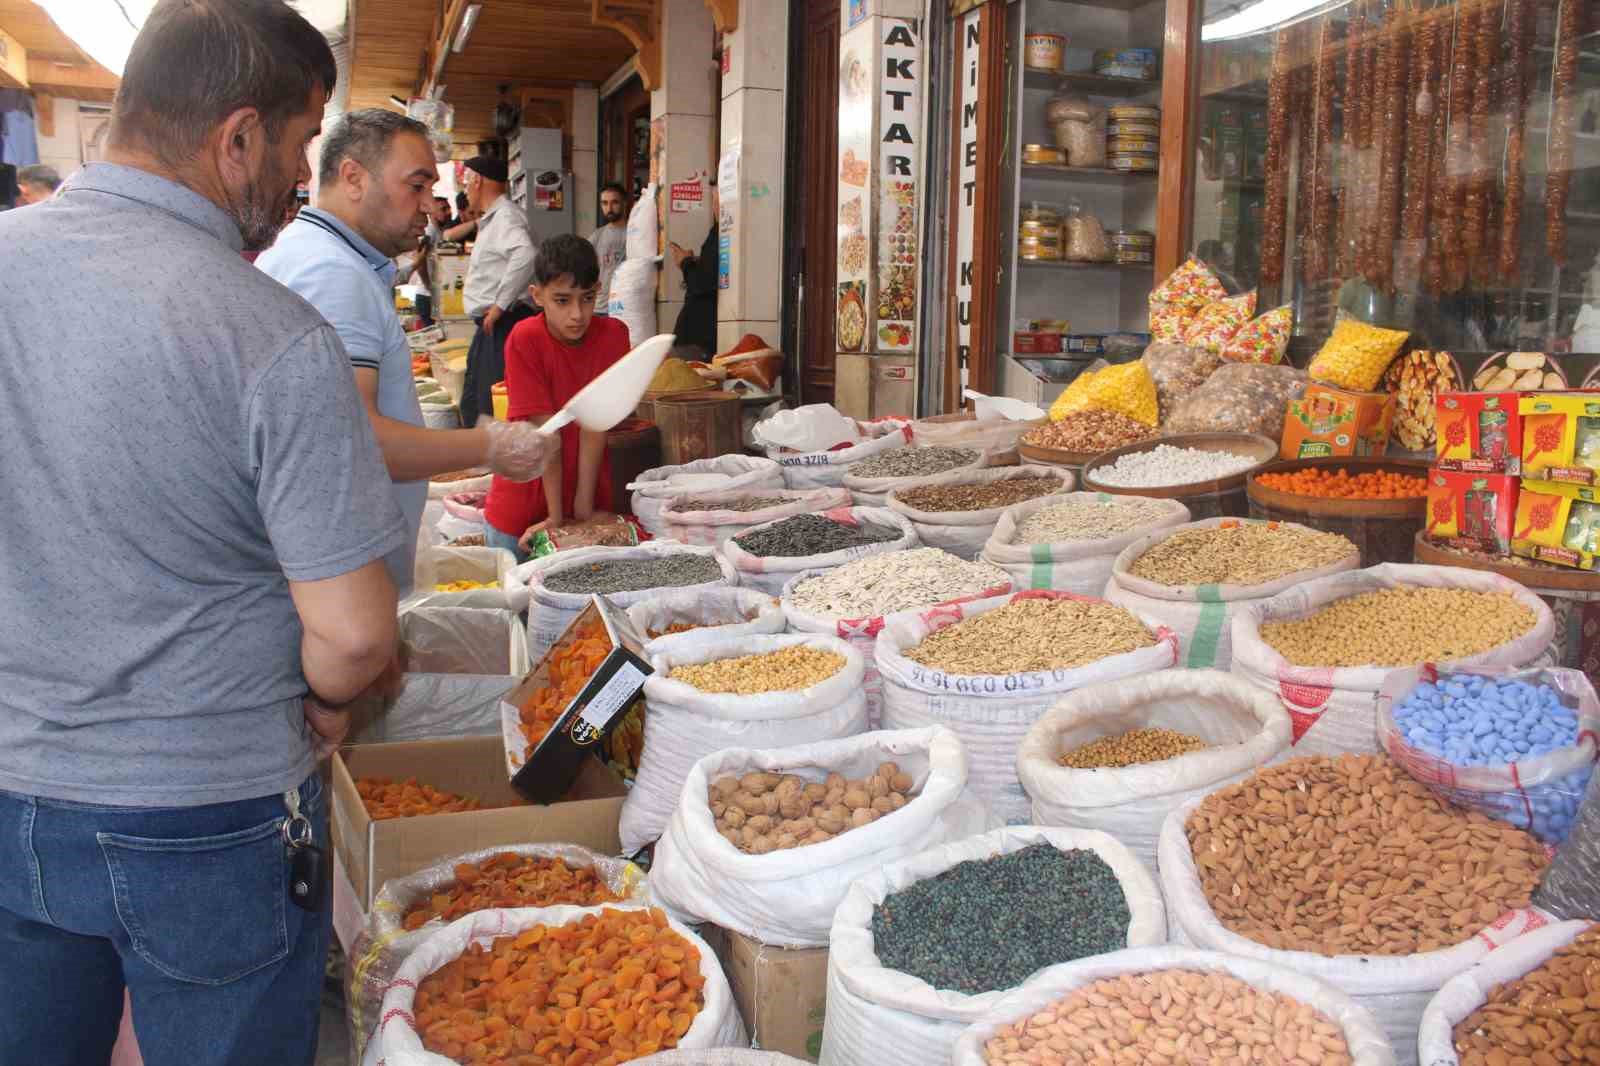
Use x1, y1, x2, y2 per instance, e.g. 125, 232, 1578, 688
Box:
303, 696, 351, 761
669, 241, 691, 270
518, 515, 563, 552
481, 304, 504, 334
484, 420, 557, 482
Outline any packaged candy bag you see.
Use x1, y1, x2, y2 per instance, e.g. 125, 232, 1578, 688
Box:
1221, 305, 1293, 365
1183, 291, 1258, 356
1048, 362, 1160, 427
1149, 257, 1228, 344
1307, 319, 1409, 391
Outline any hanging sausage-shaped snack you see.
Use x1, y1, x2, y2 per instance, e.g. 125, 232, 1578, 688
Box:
1359, 17, 1384, 283
1425, 8, 1457, 296
1402, 11, 1440, 283
1499, 0, 1531, 281
1340, 8, 1364, 278
1443, 0, 1475, 292
1547, 0, 1581, 266
1294, 49, 1314, 258
1373, 10, 1410, 291
1262, 28, 1293, 290
1463, 0, 1498, 280
1310, 17, 1338, 281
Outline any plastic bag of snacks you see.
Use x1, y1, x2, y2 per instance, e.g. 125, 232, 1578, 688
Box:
631, 455, 786, 539
1377, 665, 1600, 845
649, 727, 994, 947
818, 825, 1166, 1066
1533, 769, 1600, 920
1148, 257, 1228, 343
950, 947, 1397, 1066
886, 466, 1074, 561
1141, 342, 1220, 423
1182, 290, 1257, 356
626, 586, 787, 658
1015, 670, 1292, 872
981, 493, 1191, 595
524, 513, 641, 558
371, 904, 745, 1066
1307, 318, 1410, 391
1416, 919, 1597, 1066
1164, 362, 1308, 438
1047, 362, 1159, 427
1220, 303, 1293, 364
1230, 563, 1556, 757
655, 487, 851, 547
346, 845, 647, 1062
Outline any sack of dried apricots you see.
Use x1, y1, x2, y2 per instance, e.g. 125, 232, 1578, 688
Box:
950, 946, 1396, 1066
371, 904, 744, 1066
626, 586, 786, 657
650, 727, 994, 947
347, 845, 649, 1063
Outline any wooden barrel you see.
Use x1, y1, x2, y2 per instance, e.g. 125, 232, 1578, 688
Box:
653, 391, 743, 466
635, 386, 720, 424
606, 418, 662, 514
1246, 456, 1429, 567
1081, 433, 1278, 519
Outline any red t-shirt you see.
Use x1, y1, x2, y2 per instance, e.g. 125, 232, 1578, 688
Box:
484, 313, 632, 536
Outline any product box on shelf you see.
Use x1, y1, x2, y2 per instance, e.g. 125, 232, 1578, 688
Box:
1280, 383, 1395, 459
1511, 479, 1600, 571
502, 595, 652, 804
1424, 469, 1519, 555
1434, 391, 1522, 473
1519, 393, 1600, 485
330, 735, 626, 909
700, 925, 828, 1062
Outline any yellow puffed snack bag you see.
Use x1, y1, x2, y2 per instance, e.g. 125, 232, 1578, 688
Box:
1307, 318, 1409, 391
1048, 362, 1159, 426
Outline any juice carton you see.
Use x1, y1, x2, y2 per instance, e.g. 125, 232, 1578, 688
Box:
1280, 384, 1395, 459
1519, 393, 1600, 485
1511, 479, 1600, 570
1425, 469, 1518, 555
1434, 392, 1521, 473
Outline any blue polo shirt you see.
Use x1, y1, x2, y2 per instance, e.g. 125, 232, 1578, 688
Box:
257, 207, 427, 593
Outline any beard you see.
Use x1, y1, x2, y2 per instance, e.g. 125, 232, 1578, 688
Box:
230, 151, 298, 252
603, 207, 623, 223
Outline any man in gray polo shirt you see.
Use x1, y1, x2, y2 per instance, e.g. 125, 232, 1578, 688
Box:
0, 3, 402, 1064
258, 108, 555, 593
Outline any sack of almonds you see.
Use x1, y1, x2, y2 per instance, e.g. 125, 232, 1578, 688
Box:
885, 466, 1073, 561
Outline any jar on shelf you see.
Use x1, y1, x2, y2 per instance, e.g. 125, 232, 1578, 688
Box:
1020, 200, 1064, 224
1022, 143, 1067, 165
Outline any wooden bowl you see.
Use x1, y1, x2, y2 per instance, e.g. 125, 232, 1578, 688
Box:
1247, 456, 1429, 519
1082, 432, 1279, 499
1413, 532, 1600, 593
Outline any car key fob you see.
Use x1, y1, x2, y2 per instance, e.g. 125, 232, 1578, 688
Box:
289, 842, 329, 913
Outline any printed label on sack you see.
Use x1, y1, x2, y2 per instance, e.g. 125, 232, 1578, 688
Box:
1477, 908, 1549, 950
573, 661, 648, 741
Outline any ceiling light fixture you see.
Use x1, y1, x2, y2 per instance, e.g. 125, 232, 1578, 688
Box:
1201, 0, 1349, 41
452, 3, 482, 53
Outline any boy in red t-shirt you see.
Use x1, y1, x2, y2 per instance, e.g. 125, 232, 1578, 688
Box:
483, 234, 631, 559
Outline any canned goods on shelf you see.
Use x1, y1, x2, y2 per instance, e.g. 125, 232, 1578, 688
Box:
1019, 239, 1064, 261
1107, 121, 1162, 139
1093, 48, 1158, 80
1021, 200, 1064, 223
1111, 230, 1155, 248
1107, 104, 1162, 122
1107, 138, 1160, 155
1022, 143, 1068, 165
1114, 249, 1155, 265
1024, 32, 1067, 72
1108, 155, 1159, 172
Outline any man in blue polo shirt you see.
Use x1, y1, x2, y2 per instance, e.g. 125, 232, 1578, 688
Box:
258, 109, 554, 592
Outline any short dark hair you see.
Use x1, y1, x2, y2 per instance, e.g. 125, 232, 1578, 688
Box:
600, 181, 627, 199
534, 233, 600, 289
111, 0, 337, 166
18, 164, 61, 192
317, 108, 430, 187
455, 191, 469, 210
434, 195, 450, 205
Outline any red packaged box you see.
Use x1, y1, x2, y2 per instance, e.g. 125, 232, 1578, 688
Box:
1435, 392, 1522, 474
1424, 469, 1519, 556
1013, 331, 1063, 355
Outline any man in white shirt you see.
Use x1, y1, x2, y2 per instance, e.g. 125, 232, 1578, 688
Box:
459, 155, 537, 426
588, 181, 628, 313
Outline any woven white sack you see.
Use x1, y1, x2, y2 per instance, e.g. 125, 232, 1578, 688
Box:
655, 487, 852, 548
626, 586, 787, 659
759, 416, 914, 490
722, 506, 920, 596
841, 448, 991, 509
981, 493, 1190, 595
631, 455, 786, 539
885, 466, 1074, 561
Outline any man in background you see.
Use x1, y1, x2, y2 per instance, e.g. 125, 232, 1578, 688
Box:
459, 154, 537, 427
258, 109, 554, 593
588, 181, 628, 314
16, 163, 60, 204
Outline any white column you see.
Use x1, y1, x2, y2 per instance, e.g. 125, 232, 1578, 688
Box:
651, 0, 718, 338
571, 85, 600, 237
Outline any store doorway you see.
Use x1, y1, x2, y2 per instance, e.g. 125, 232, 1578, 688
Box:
601, 74, 651, 202
783, 0, 841, 405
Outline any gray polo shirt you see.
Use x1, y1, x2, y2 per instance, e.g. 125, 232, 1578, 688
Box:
256, 207, 427, 593
0, 163, 407, 807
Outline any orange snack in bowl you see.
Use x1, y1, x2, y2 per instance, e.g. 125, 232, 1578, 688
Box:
356, 777, 484, 820
401, 853, 621, 931
1254, 467, 1426, 500
411, 907, 706, 1064
520, 616, 614, 757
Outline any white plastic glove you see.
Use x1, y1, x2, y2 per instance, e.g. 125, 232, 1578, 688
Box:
483, 420, 559, 482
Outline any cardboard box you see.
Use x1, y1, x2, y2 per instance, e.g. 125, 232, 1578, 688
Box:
1425, 469, 1518, 555
501, 595, 652, 803
330, 735, 625, 909
1512, 479, 1600, 570
1435, 391, 1522, 473
1519, 393, 1600, 485
702, 926, 828, 1062
1281, 384, 1395, 459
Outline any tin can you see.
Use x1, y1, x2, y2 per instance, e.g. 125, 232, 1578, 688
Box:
1108, 155, 1159, 172
1022, 143, 1067, 165
1093, 47, 1158, 80
1024, 33, 1067, 72
1020, 201, 1063, 224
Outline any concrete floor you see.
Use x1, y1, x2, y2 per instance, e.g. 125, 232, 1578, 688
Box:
317, 1003, 351, 1066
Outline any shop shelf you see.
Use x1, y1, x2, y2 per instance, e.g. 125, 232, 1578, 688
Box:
1021, 162, 1158, 185
1023, 69, 1161, 96
1042, 0, 1159, 12
1018, 259, 1155, 272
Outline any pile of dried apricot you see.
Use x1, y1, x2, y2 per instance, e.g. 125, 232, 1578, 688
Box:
356, 777, 483, 820
403, 853, 622, 931
412, 907, 705, 1064
520, 617, 612, 759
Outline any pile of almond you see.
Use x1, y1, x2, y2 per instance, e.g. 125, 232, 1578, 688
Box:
709, 764, 916, 854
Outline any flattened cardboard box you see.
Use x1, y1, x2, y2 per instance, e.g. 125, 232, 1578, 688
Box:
702, 925, 828, 1062
331, 735, 625, 909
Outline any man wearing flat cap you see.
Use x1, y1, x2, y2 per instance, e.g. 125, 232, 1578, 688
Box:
459, 154, 538, 427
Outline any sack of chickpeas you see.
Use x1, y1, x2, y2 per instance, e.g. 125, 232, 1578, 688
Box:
618, 633, 870, 853
1015, 669, 1292, 872
654, 486, 852, 548
885, 466, 1074, 561
648, 727, 995, 947
819, 825, 1167, 1066
875, 590, 1180, 823
722, 506, 921, 597
630, 454, 786, 539
1102, 518, 1361, 670
1229, 563, 1556, 758
950, 946, 1397, 1066
981, 493, 1191, 596
1157, 753, 1559, 1064
626, 586, 787, 658
1416, 919, 1597, 1066
371, 904, 745, 1066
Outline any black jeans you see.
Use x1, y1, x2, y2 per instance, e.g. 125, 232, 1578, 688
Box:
460, 303, 536, 428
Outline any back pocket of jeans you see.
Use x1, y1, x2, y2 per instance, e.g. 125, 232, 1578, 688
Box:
99, 817, 289, 985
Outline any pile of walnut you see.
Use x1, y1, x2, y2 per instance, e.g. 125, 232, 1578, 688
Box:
709, 764, 916, 854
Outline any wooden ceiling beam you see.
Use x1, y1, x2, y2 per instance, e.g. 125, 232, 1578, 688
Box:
704, 0, 736, 33
0, 25, 28, 88
26, 56, 117, 93
592, 0, 659, 91
421, 0, 469, 98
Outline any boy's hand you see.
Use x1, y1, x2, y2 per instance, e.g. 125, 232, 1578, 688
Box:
518, 515, 561, 552
484, 421, 556, 481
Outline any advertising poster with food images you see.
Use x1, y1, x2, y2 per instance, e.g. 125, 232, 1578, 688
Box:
837, 22, 874, 353
876, 17, 921, 352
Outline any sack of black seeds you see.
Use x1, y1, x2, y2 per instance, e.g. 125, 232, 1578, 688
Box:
886, 466, 1073, 561
722, 506, 919, 596
819, 826, 1166, 1066
517, 542, 738, 660
655, 486, 852, 548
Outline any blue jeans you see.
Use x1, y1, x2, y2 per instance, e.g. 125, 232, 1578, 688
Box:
0, 775, 329, 1066
484, 523, 530, 564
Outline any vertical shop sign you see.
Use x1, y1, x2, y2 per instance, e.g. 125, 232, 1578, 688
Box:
836, 22, 876, 354
952, 9, 981, 380
875, 18, 921, 353
718, 146, 739, 291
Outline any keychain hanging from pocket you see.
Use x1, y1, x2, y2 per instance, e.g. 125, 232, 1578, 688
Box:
282, 788, 327, 913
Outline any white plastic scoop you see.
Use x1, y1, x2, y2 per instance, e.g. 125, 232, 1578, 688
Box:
538, 332, 676, 435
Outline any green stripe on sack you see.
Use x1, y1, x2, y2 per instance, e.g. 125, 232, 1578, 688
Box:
1187, 584, 1226, 667
1031, 543, 1055, 590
